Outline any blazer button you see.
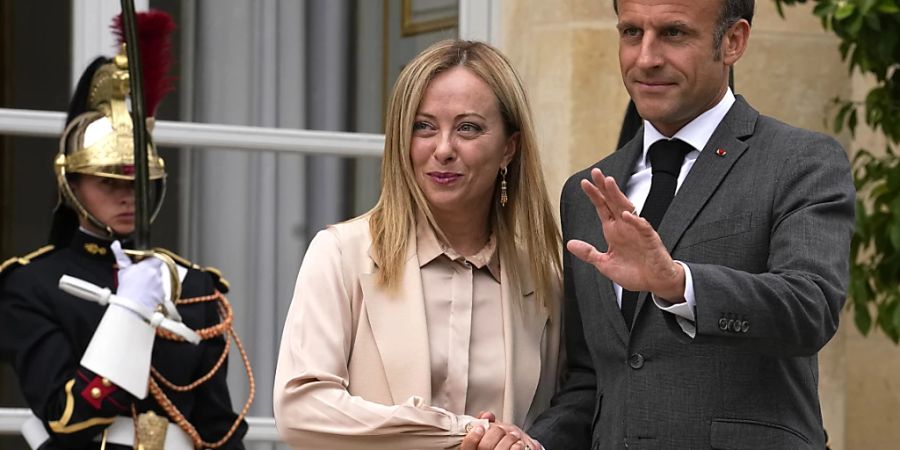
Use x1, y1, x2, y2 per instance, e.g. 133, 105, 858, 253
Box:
741, 320, 750, 333
718, 317, 728, 331
628, 353, 644, 369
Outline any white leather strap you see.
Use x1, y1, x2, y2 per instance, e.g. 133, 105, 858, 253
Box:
99, 415, 194, 450
21, 415, 48, 450
59, 275, 201, 344
22, 414, 194, 450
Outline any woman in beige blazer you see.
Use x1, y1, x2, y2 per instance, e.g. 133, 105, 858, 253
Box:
273, 40, 562, 450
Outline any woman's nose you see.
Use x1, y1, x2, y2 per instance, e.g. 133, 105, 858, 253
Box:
432, 133, 456, 163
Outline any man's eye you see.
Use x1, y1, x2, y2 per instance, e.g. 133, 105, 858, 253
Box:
622, 28, 641, 37
663, 28, 684, 37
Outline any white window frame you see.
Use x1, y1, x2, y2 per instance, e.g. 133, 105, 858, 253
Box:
459, 0, 503, 44
0, 0, 502, 444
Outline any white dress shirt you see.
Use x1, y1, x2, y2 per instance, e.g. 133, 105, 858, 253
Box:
617, 88, 736, 337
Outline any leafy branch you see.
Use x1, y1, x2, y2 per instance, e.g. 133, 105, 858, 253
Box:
774, 0, 900, 342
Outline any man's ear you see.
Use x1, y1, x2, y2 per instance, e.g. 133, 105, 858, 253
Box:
723, 19, 750, 66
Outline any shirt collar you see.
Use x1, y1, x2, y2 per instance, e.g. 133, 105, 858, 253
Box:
641, 88, 736, 163
415, 212, 500, 281
71, 229, 117, 262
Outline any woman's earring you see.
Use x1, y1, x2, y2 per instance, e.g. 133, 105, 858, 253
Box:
499, 167, 508, 207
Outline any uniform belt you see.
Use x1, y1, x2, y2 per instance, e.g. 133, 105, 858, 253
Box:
20, 414, 194, 450
97, 415, 194, 450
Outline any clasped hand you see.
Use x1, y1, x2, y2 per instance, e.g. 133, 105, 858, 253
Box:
460, 412, 540, 450
567, 168, 685, 302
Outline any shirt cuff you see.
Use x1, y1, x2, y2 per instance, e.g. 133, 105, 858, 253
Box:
651, 261, 696, 337
456, 416, 490, 435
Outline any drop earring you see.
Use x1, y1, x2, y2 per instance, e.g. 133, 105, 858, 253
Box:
499, 167, 508, 207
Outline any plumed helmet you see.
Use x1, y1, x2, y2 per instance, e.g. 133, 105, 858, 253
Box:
51, 10, 175, 244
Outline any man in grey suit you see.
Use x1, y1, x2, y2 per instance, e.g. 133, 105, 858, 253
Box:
519, 0, 855, 449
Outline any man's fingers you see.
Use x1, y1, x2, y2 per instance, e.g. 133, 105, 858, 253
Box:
523, 437, 540, 450
494, 431, 524, 450
594, 169, 635, 219
460, 425, 485, 450
476, 426, 510, 450
567, 240, 604, 266
619, 211, 658, 240
590, 167, 607, 186
477, 411, 496, 422
580, 179, 613, 222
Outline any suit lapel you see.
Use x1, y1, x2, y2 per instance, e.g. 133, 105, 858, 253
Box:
500, 258, 546, 425
359, 237, 432, 405
634, 97, 758, 317
592, 137, 644, 345
360, 231, 550, 421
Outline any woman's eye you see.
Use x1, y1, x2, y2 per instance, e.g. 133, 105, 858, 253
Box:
413, 121, 432, 131
458, 123, 482, 134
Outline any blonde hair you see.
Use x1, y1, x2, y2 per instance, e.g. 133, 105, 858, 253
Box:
369, 39, 562, 308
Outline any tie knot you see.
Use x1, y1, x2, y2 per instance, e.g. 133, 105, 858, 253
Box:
648, 139, 693, 176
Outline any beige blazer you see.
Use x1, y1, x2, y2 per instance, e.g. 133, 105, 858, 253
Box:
274, 216, 561, 450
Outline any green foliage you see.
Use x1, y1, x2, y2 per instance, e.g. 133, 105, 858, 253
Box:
774, 0, 900, 343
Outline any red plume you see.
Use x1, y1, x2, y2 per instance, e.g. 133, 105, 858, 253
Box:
112, 10, 175, 117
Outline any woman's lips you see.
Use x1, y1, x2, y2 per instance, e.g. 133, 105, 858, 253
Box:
427, 172, 462, 185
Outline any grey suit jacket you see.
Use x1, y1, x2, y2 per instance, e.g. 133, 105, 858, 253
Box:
530, 97, 855, 450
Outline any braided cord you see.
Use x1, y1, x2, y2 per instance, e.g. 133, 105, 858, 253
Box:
147, 291, 255, 449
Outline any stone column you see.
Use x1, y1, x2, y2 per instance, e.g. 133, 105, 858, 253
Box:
499, 0, 629, 206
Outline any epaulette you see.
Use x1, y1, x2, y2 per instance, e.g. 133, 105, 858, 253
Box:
0, 245, 56, 279
152, 247, 231, 293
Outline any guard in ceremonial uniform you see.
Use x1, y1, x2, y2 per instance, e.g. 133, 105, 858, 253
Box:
0, 11, 250, 450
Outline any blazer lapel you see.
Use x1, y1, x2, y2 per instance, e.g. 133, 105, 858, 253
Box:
359, 237, 432, 405
593, 137, 644, 345
634, 97, 758, 316
500, 259, 546, 425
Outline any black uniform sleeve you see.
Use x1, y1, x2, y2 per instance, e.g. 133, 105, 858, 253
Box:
0, 269, 136, 448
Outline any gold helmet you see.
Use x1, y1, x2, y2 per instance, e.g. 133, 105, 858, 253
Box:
52, 11, 174, 241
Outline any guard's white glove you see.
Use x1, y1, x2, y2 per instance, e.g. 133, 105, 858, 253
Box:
81, 242, 163, 399
111, 241, 164, 312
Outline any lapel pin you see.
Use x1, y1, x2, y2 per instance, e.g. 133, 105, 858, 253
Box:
715, 148, 727, 157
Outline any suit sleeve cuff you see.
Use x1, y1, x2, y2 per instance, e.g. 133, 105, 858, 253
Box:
652, 261, 696, 337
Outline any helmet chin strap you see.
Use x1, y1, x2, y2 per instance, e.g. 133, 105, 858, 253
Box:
72, 207, 129, 242
82, 212, 117, 239
55, 152, 167, 241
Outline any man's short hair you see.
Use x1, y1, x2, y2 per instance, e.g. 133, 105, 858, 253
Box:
612, 0, 755, 50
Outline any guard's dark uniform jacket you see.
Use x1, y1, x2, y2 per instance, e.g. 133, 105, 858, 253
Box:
0, 231, 247, 450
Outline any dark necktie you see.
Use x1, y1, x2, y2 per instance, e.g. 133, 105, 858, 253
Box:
621, 138, 693, 330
